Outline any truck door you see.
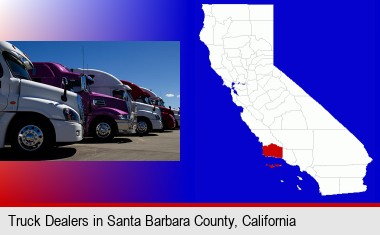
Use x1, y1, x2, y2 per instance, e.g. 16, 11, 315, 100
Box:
0, 62, 8, 110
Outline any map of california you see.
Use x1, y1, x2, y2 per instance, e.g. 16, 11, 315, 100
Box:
200, 4, 372, 195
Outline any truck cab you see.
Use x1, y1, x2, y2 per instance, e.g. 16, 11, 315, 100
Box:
120, 80, 164, 135
141, 87, 180, 128
71, 68, 163, 135
0, 42, 83, 154
139, 87, 176, 130
29, 63, 136, 140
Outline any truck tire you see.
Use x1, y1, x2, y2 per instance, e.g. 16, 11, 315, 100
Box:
92, 119, 116, 141
10, 118, 53, 155
136, 117, 151, 136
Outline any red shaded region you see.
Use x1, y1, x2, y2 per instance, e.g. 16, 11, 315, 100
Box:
262, 143, 283, 158
266, 164, 275, 169
266, 164, 282, 169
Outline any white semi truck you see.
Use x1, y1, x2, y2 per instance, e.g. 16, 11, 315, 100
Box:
0, 41, 83, 154
141, 87, 180, 128
71, 68, 163, 135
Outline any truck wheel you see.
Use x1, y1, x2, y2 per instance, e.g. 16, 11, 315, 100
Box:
136, 118, 151, 136
92, 119, 115, 141
11, 118, 53, 155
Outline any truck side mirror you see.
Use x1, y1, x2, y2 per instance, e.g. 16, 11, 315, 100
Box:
80, 75, 87, 91
61, 77, 68, 102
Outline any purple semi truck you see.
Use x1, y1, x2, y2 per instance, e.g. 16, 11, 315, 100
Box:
29, 62, 137, 140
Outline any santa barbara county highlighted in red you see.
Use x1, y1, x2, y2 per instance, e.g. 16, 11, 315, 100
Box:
262, 143, 283, 158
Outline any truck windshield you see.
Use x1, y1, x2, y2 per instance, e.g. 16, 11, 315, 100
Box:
136, 96, 152, 104
152, 99, 165, 107
3, 52, 31, 80
112, 90, 125, 100
144, 97, 152, 105
158, 99, 165, 107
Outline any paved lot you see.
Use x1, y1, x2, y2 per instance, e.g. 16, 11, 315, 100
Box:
0, 130, 180, 161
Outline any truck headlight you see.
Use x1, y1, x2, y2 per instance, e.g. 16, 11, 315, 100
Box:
63, 108, 80, 123
118, 114, 130, 120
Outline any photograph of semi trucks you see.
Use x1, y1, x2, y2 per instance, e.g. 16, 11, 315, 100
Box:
30, 63, 137, 140
0, 41, 180, 161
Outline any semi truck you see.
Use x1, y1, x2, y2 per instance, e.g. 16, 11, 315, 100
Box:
29, 63, 136, 141
0, 42, 83, 154
71, 68, 163, 135
140, 87, 180, 128
133, 85, 176, 130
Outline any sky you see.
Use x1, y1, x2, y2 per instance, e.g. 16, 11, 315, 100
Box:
10, 41, 180, 108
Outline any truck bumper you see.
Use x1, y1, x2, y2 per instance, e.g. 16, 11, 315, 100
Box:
116, 119, 137, 134
51, 120, 83, 143
151, 119, 163, 130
